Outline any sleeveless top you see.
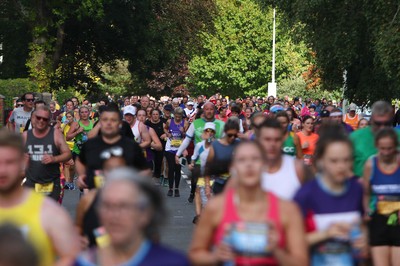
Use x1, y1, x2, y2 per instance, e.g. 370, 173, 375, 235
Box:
26, 127, 60, 183
0, 191, 55, 266
282, 132, 296, 157
214, 189, 285, 266
209, 139, 239, 179
62, 123, 74, 150
296, 131, 318, 156
370, 156, 400, 215
73, 120, 94, 155
165, 118, 185, 153
344, 114, 359, 130
145, 125, 154, 162
261, 155, 301, 200
83, 192, 101, 248
131, 120, 142, 144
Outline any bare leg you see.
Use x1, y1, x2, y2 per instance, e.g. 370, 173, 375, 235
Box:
64, 164, 71, 183
371, 246, 390, 266
195, 187, 201, 216
390, 246, 400, 266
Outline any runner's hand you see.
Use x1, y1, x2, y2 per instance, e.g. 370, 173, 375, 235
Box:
183, 150, 188, 157
214, 242, 235, 263
205, 185, 211, 199
79, 235, 90, 250
326, 223, 350, 239
76, 126, 84, 134
42, 153, 55, 164
77, 175, 88, 189
267, 221, 280, 253
175, 155, 180, 165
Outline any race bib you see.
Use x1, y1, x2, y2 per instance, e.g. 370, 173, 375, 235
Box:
34, 182, 54, 194
377, 201, 400, 215
229, 222, 269, 256
93, 227, 110, 248
94, 175, 105, 189
170, 139, 183, 147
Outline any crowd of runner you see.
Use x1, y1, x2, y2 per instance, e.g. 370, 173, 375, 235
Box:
1, 92, 400, 266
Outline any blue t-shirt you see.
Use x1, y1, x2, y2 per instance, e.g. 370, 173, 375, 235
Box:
75, 241, 190, 266
294, 177, 363, 266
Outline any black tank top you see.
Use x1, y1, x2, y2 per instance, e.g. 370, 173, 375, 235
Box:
25, 127, 60, 183
83, 192, 101, 247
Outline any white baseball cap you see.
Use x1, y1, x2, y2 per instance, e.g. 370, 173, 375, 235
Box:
187, 101, 194, 106
349, 103, 357, 111
204, 122, 216, 132
123, 105, 136, 116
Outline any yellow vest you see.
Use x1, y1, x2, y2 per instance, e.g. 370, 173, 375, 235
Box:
0, 191, 55, 266
62, 123, 75, 150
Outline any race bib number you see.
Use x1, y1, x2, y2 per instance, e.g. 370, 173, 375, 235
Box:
34, 182, 54, 194
171, 139, 182, 147
93, 227, 110, 248
229, 222, 269, 256
94, 175, 105, 189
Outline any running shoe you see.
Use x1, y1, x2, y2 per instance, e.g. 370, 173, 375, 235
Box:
192, 215, 200, 224
188, 193, 194, 203
167, 189, 173, 197
174, 189, 180, 197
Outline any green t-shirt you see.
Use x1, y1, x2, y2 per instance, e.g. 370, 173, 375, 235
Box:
350, 126, 400, 177
282, 132, 296, 157
192, 118, 225, 144
72, 120, 94, 155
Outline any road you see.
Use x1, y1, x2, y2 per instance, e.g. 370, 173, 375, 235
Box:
62, 166, 195, 253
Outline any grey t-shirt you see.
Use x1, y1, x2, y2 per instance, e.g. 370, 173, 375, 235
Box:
9, 107, 32, 133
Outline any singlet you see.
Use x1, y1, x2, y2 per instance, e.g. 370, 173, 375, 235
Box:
62, 123, 74, 150
369, 156, 400, 215
214, 189, 285, 266
282, 132, 296, 157
191, 141, 210, 175
296, 131, 319, 156
0, 191, 55, 266
26, 127, 60, 183
165, 118, 185, 153
82, 192, 101, 248
209, 139, 240, 178
344, 114, 359, 130
73, 120, 94, 155
131, 120, 142, 144
261, 155, 301, 200
294, 177, 363, 266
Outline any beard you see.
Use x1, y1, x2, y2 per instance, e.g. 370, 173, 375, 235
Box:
0, 175, 23, 195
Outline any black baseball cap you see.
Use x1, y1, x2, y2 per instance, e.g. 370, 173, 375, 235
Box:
320, 110, 330, 117
164, 104, 173, 112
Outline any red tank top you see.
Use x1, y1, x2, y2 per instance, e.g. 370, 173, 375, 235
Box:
213, 189, 285, 265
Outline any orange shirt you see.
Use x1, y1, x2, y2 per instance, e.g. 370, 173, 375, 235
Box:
296, 131, 319, 156
344, 113, 359, 130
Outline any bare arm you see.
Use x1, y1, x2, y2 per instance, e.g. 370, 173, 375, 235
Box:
139, 123, 151, 149
88, 121, 101, 139
66, 122, 82, 141
42, 198, 80, 266
189, 196, 225, 265
274, 201, 308, 266
294, 134, 303, 159
54, 130, 72, 163
149, 127, 162, 151
75, 157, 87, 189
362, 159, 372, 219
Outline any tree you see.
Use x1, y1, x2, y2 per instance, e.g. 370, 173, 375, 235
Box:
274, 0, 400, 105
188, 0, 311, 98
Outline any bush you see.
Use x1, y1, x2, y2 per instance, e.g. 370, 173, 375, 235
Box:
0, 79, 39, 108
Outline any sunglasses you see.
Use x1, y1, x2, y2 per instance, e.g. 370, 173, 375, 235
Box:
100, 146, 123, 160
227, 133, 238, 138
25, 99, 34, 102
17, 104, 23, 107
36, 116, 49, 122
373, 120, 392, 127
205, 129, 215, 133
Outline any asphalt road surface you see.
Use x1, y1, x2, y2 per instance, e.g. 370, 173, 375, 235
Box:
62, 166, 195, 253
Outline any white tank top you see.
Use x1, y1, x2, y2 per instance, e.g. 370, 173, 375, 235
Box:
261, 155, 301, 200
131, 120, 141, 143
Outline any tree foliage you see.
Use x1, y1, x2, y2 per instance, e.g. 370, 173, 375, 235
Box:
0, 0, 215, 97
274, 0, 400, 105
188, 0, 311, 98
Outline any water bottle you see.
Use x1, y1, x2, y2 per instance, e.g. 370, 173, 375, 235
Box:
349, 224, 362, 259
82, 132, 88, 143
